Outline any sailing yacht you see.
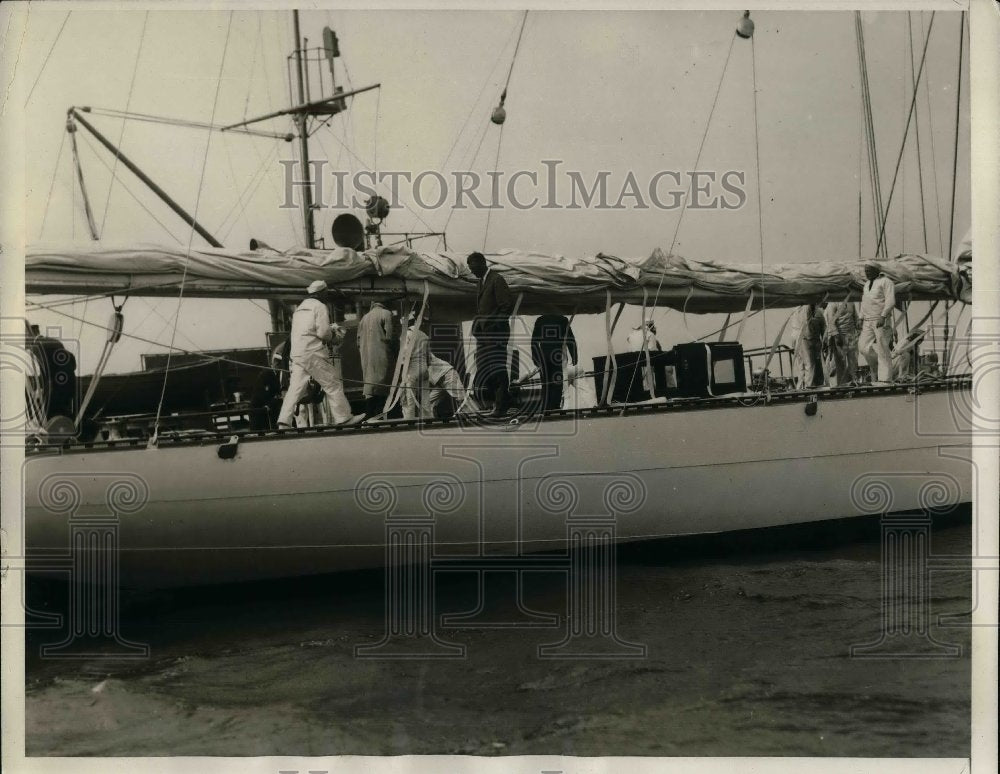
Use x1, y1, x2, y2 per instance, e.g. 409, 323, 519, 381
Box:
20, 10, 973, 587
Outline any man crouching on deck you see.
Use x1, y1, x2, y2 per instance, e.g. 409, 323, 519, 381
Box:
277, 280, 365, 429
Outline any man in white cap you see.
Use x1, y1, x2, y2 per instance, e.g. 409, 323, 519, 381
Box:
858, 262, 896, 384
277, 280, 364, 428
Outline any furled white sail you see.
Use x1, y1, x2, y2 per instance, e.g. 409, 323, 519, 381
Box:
25, 241, 971, 314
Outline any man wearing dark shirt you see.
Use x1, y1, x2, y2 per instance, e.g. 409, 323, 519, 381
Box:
468, 252, 515, 417
531, 314, 577, 411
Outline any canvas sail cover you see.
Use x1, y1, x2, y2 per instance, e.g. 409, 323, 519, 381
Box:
25, 241, 972, 315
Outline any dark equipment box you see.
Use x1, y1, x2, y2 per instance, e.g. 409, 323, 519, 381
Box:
592, 350, 677, 403
672, 342, 747, 397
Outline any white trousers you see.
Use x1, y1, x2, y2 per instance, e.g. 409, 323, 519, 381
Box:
401, 374, 432, 420
404, 366, 468, 419
430, 366, 467, 407
858, 320, 894, 382
278, 354, 353, 426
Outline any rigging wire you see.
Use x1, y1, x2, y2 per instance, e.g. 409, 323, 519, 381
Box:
919, 12, 945, 258
873, 11, 936, 258
321, 16, 360, 194
621, 26, 738, 401
943, 11, 965, 372
252, 12, 302, 242
242, 15, 301, 244
37, 126, 67, 239
321, 121, 441, 236
858, 12, 891, 257
218, 131, 255, 240
310, 129, 338, 240
644, 30, 736, 335
246, 298, 275, 317
945, 11, 964, 261
907, 12, 929, 254
857, 87, 864, 260
750, 33, 767, 346
84, 107, 291, 141
258, 11, 277, 114
243, 13, 263, 123
25, 10, 71, 105
855, 12, 886, 258
153, 12, 235, 437
77, 131, 185, 245
900, 17, 906, 253
502, 11, 529, 94
132, 296, 207, 355
373, 83, 381, 177
71, 146, 76, 241
855, 14, 873, 245
283, 13, 295, 109
32, 296, 470, 396
32, 300, 280, 376
482, 122, 505, 250
456, 105, 494, 173
482, 11, 528, 250
667, 34, 735, 258
98, 12, 150, 237
218, 144, 280, 241
71, 168, 90, 340
27, 277, 202, 311
435, 19, 520, 186
440, 111, 493, 241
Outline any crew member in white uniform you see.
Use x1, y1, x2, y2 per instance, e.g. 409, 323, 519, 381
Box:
401, 315, 432, 420
857, 262, 897, 384
400, 312, 471, 419
277, 280, 364, 428
428, 352, 469, 416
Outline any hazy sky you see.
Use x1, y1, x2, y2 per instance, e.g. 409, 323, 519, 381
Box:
18, 8, 970, 373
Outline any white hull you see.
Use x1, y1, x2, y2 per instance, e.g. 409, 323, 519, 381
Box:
23, 385, 972, 588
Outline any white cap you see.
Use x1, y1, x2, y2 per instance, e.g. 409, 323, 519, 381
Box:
307, 280, 328, 294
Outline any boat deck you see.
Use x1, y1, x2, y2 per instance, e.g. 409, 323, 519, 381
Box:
26, 374, 972, 456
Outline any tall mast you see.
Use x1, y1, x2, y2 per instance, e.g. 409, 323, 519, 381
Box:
293, 10, 316, 249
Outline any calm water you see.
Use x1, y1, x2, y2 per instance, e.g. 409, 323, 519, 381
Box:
25, 517, 971, 757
